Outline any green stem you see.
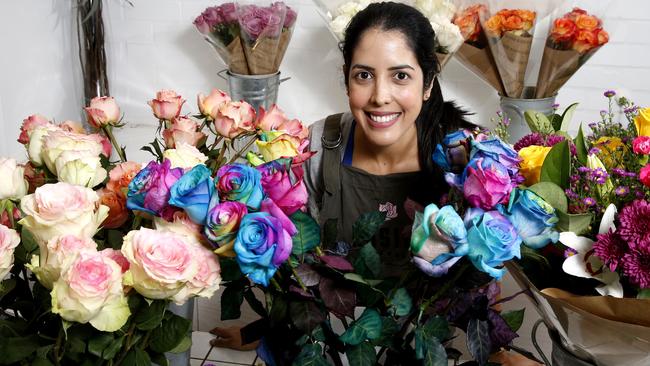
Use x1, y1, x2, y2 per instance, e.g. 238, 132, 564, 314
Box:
418, 262, 471, 323
290, 266, 308, 292
102, 126, 127, 162
53, 326, 64, 366
269, 278, 283, 292
228, 135, 258, 164
209, 135, 224, 151
131, 215, 143, 230
114, 322, 137, 366
216, 139, 230, 166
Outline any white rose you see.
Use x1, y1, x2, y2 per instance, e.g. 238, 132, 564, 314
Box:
163, 142, 208, 169
55, 150, 107, 188
41, 130, 104, 175
0, 224, 20, 279
52, 250, 130, 332
416, 0, 456, 21
337, 1, 362, 16
432, 20, 464, 53
0, 158, 28, 200
331, 14, 352, 40
19, 182, 109, 244
27, 125, 59, 166
26, 235, 97, 289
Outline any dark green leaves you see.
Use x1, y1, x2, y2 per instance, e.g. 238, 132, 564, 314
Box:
319, 277, 356, 318
122, 348, 152, 366
0, 335, 40, 364
352, 211, 386, 246
346, 342, 377, 366
219, 258, 244, 282
354, 243, 381, 279
388, 288, 412, 317
556, 210, 593, 235
221, 285, 244, 320
574, 124, 589, 165
134, 300, 167, 330
292, 343, 329, 366
149, 314, 192, 354
291, 211, 321, 255
466, 319, 491, 366
527, 182, 568, 213
501, 309, 525, 333
289, 301, 326, 335
540, 140, 571, 189
339, 309, 381, 346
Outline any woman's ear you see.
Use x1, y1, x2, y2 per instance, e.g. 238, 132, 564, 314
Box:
423, 76, 436, 101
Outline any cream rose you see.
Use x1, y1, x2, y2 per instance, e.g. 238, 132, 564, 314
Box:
163, 142, 208, 169
27, 234, 97, 289
41, 130, 104, 175
163, 116, 206, 148
55, 151, 107, 188
431, 20, 464, 53
0, 224, 20, 279
121, 228, 200, 299
19, 182, 109, 244
0, 158, 28, 200
154, 211, 208, 246
27, 125, 59, 166
198, 89, 231, 120
171, 244, 221, 305
52, 250, 130, 331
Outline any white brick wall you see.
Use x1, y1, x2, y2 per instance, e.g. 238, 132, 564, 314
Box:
1, 0, 649, 160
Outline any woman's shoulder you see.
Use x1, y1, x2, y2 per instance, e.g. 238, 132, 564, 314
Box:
308, 112, 354, 150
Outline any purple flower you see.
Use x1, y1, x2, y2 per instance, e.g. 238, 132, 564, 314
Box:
514, 132, 544, 152
463, 158, 515, 211
470, 138, 521, 179
612, 168, 626, 176
604, 90, 616, 98
589, 147, 601, 155
594, 230, 627, 272
127, 159, 184, 219
622, 250, 650, 289
578, 166, 592, 173
238, 4, 283, 40
618, 200, 650, 253
615, 186, 630, 196
582, 197, 596, 207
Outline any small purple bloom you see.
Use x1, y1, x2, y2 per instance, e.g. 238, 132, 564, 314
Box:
615, 186, 629, 196
583, 197, 597, 207
589, 147, 601, 155
604, 90, 616, 98
578, 166, 592, 173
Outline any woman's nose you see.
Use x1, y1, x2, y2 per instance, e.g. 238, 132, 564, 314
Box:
370, 79, 392, 105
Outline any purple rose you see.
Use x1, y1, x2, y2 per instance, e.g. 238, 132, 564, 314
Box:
126, 159, 184, 219
463, 158, 514, 210
469, 138, 521, 179
203, 7, 223, 26
219, 3, 238, 24
238, 4, 283, 40
194, 15, 211, 34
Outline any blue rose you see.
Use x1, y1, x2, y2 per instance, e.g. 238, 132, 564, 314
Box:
234, 212, 293, 286
411, 204, 469, 277
469, 138, 520, 178
169, 164, 215, 225
498, 189, 559, 249
464, 209, 522, 279
433, 129, 472, 174
216, 163, 265, 210
126, 159, 183, 218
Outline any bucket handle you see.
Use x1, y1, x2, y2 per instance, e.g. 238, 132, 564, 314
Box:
217, 69, 291, 84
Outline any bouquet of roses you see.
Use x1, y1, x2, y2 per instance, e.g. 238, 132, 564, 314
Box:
194, 1, 297, 75
508, 91, 650, 365
535, 7, 610, 98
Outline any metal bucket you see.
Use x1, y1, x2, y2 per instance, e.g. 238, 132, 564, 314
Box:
162, 298, 195, 366
500, 87, 557, 143
218, 69, 290, 112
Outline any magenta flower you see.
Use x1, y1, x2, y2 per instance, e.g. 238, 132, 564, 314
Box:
593, 230, 628, 271
127, 159, 184, 219
622, 251, 650, 289
463, 158, 514, 210
617, 200, 650, 254
257, 160, 307, 215
513, 133, 543, 152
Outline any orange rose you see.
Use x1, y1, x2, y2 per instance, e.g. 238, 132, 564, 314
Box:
566, 7, 587, 22
573, 30, 599, 53
575, 14, 600, 31
502, 15, 523, 31
485, 14, 504, 36
98, 188, 128, 229
107, 161, 142, 197
517, 10, 536, 23
454, 14, 481, 41
596, 29, 609, 45
550, 18, 577, 43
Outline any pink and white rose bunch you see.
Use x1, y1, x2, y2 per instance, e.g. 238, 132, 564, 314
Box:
0, 224, 20, 279
0, 158, 28, 200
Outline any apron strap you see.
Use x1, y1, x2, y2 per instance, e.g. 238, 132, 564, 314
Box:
320, 113, 344, 224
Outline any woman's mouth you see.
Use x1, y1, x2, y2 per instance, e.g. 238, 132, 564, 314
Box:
365, 112, 401, 128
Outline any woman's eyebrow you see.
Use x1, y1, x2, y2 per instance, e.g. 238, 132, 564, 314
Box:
351, 64, 415, 71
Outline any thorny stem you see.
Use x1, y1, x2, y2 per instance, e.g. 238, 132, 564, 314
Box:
102, 126, 127, 162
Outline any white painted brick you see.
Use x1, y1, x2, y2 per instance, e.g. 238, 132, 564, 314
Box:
123, 0, 182, 22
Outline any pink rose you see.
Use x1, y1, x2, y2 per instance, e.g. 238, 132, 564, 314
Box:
19, 114, 50, 144
197, 89, 231, 120
0, 207, 21, 228
163, 116, 207, 148
101, 248, 130, 273
107, 161, 142, 197
121, 228, 200, 299
220, 3, 238, 23
640, 164, 650, 187
633, 136, 650, 155
27, 234, 97, 289
19, 182, 109, 244
88, 133, 112, 158
59, 120, 86, 134
215, 101, 256, 138
171, 244, 221, 305
194, 14, 211, 34
154, 211, 209, 247
258, 161, 308, 215
148, 90, 185, 121
0, 224, 20, 279
463, 158, 514, 210
84, 96, 121, 128
203, 6, 223, 25
255, 105, 287, 131
52, 250, 130, 331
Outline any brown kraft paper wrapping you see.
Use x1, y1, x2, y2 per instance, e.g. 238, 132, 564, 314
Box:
227, 37, 250, 75
435, 52, 452, 70
455, 43, 505, 95
244, 35, 282, 75
491, 32, 533, 98
535, 45, 599, 99
273, 31, 292, 72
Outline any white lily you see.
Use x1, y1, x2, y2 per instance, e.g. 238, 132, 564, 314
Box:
560, 204, 623, 298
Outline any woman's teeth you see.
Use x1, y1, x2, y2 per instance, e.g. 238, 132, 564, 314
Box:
369, 113, 399, 123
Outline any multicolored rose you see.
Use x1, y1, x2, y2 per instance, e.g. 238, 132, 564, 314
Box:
463, 158, 515, 210
205, 201, 248, 253
169, 164, 215, 224
216, 163, 265, 210
498, 189, 559, 249
126, 159, 184, 218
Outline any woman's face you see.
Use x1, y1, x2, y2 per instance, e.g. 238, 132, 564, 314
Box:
347, 28, 428, 148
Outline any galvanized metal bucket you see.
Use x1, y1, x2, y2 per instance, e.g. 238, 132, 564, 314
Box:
500, 87, 557, 143
162, 298, 195, 366
218, 69, 290, 112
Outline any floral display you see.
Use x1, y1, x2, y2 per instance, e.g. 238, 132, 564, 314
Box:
194, 1, 297, 75
536, 7, 610, 98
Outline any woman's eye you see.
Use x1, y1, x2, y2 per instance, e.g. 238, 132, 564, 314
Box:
394, 72, 410, 81
355, 71, 372, 80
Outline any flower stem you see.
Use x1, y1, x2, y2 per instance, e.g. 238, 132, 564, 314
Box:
418, 262, 471, 323
102, 126, 127, 162
228, 135, 258, 164
53, 326, 64, 366
269, 278, 282, 292
290, 266, 308, 292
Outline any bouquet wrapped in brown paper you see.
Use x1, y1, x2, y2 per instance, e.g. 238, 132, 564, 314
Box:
452, 2, 505, 95
194, 1, 297, 76
535, 6, 610, 98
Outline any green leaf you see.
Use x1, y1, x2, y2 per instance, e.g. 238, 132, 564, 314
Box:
352, 211, 386, 246
345, 342, 376, 366
220, 258, 244, 282
560, 102, 579, 132
0, 278, 16, 301
221, 285, 244, 320
105, 229, 124, 250
370, 317, 399, 347
549, 113, 563, 132
556, 210, 593, 235
122, 348, 152, 366
149, 314, 192, 353
134, 299, 167, 330
102, 337, 124, 360
244, 289, 267, 318
291, 211, 321, 255
574, 124, 589, 166
354, 243, 381, 278
344, 273, 369, 285
422, 316, 450, 341
540, 140, 571, 189
292, 343, 329, 366
31, 358, 54, 366
524, 110, 554, 135
339, 309, 382, 346
501, 309, 525, 332
527, 182, 568, 212
168, 335, 191, 353
289, 301, 326, 335
637, 289, 650, 299
269, 295, 288, 328
149, 352, 169, 366
388, 288, 412, 317
88, 333, 114, 358
415, 328, 447, 366
466, 318, 491, 366
0, 335, 39, 364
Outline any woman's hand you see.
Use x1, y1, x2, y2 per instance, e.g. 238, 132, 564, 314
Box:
209, 326, 260, 351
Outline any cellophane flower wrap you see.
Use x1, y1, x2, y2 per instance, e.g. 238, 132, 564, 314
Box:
508, 91, 650, 365
194, 1, 298, 75
0, 84, 317, 365
535, 3, 610, 98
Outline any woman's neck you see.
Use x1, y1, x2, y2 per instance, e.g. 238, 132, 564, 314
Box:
351, 123, 420, 175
